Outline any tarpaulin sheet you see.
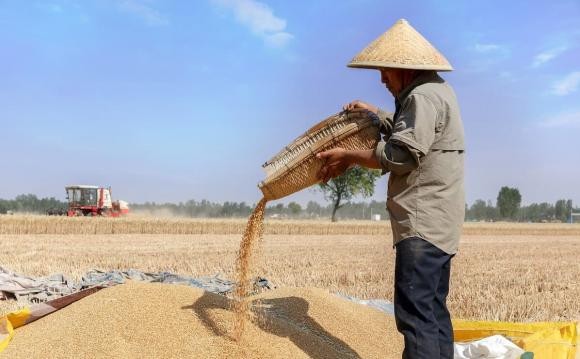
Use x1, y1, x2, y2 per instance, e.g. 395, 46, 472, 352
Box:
341, 294, 578, 359
454, 334, 525, 359
0, 267, 271, 303
454, 320, 578, 359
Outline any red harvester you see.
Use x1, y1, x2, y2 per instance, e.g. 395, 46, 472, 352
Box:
65, 185, 129, 217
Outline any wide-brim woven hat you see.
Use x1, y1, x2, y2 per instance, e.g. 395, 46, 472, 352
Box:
348, 19, 453, 71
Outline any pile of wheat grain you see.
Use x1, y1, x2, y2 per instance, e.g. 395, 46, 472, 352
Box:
3, 282, 403, 358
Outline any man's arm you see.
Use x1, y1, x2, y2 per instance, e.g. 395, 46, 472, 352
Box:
343, 100, 394, 136
376, 108, 395, 136
317, 99, 418, 182
316, 142, 419, 183
316, 148, 378, 183
348, 149, 382, 169
375, 140, 420, 176
348, 144, 420, 174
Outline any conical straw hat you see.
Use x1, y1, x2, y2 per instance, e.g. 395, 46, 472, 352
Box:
348, 19, 453, 71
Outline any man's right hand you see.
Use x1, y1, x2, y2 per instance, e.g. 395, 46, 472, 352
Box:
342, 100, 378, 114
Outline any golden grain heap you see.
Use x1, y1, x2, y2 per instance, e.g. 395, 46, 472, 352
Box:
4, 282, 403, 358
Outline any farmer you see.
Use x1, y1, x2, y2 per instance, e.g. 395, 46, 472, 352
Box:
317, 19, 464, 359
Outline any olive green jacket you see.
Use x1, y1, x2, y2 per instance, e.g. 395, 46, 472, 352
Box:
374, 71, 465, 254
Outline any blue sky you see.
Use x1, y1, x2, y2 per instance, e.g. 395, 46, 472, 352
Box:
1, 0, 579, 206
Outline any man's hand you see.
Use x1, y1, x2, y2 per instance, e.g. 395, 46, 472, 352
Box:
343, 100, 378, 114
316, 148, 352, 183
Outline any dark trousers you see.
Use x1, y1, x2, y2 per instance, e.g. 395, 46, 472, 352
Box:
394, 237, 454, 359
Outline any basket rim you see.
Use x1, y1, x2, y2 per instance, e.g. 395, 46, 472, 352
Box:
259, 124, 378, 188
262, 111, 374, 167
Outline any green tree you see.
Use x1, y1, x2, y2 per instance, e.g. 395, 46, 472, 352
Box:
496, 186, 522, 220
523, 203, 551, 222
486, 200, 499, 221
306, 201, 322, 218
468, 199, 488, 221
318, 166, 381, 222
287, 202, 302, 216
466, 199, 498, 222
555, 199, 572, 222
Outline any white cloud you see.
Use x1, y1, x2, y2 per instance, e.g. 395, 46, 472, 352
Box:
539, 110, 580, 128
473, 43, 502, 53
264, 32, 293, 48
117, 0, 169, 26
531, 46, 567, 68
551, 71, 580, 96
466, 43, 510, 73
212, 0, 293, 48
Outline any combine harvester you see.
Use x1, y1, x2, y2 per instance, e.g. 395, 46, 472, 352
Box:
64, 185, 129, 217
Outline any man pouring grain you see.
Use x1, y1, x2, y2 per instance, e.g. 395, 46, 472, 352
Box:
317, 19, 464, 359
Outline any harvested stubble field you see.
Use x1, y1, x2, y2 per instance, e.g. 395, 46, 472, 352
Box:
2, 214, 580, 236
1, 216, 579, 323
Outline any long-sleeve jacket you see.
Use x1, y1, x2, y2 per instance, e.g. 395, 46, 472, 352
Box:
373, 71, 465, 254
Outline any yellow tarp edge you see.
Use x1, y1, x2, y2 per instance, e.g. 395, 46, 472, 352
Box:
0, 317, 15, 353
0, 307, 31, 353
7, 307, 32, 329
453, 319, 578, 359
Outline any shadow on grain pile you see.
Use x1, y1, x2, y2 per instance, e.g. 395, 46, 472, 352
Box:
4, 282, 403, 359
192, 292, 360, 359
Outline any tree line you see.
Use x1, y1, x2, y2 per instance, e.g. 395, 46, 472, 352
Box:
466, 186, 576, 223
128, 199, 390, 220
0, 194, 388, 220
0, 187, 577, 223
0, 194, 65, 214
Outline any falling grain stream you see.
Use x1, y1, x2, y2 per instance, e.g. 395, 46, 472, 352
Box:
232, 197, 268, 341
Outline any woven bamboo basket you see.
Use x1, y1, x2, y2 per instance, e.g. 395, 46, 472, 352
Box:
258, 110, 381, 201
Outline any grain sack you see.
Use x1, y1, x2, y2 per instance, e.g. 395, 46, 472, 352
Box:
258, 110, 381, 201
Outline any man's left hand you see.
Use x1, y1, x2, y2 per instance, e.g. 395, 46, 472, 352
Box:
316, 148, 352, 183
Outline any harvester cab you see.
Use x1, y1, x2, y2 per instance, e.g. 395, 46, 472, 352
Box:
65, 185, 129, 217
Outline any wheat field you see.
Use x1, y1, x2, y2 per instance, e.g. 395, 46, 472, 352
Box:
1, 215, 579, 235
1, 216, 579, 322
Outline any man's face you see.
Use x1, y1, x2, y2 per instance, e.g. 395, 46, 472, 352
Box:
380, 68, 402, 97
